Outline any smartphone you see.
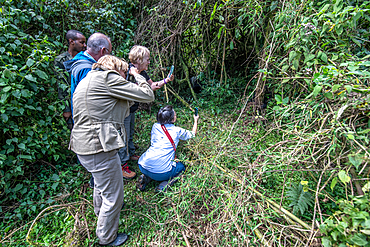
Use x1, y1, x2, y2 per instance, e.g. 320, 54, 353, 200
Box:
194, 107, 198, 116
167, 65, 174, 78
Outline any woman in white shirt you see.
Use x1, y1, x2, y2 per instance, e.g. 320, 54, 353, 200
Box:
137, 105, 199, 191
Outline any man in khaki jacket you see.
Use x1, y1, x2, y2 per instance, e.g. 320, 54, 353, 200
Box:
70, 55, 154, 246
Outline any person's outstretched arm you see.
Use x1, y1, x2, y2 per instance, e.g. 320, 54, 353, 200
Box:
149, 74, 175, 91
192, 114, 199, 135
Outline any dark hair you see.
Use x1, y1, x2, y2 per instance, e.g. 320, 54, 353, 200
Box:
66, 30, 84, 45
157, 105, 175, 125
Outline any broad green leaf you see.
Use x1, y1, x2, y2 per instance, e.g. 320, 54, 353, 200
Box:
349, 154, 362, 170
289, 51, 296, 63
18, 155, 32, 160
360, 230, 370, 235
344, 85, 352, 94
347, 134, 354, 140
230, 41, 234, 50
338, 170, 351, 184
332, 84, 341, 92
18, 143, 26, 149
335, 25, 343, 36
1, 113, 8, 122
292, 59, 299, 70
35, 69, 48, 80
51, 174, 59, 181
362, 182, 370, 193
2, 86, 11, 93
26, 58, 35, 67
281, 65, 289, 72
51, 182, 59, 190
25, 74, 37, 82
320, 52, 328, 63
14, 183, 23, 191
330, 177, 338, 191
39, 190, 45, 198
304, 54, 315, 64
275, 94, 282, 104
312, 85, 322, 97
0, 93, 10, 104
322, 237, 332, 247
350, 234, 368, 246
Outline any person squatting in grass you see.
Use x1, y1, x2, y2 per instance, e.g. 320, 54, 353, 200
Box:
69, 55, 154, 246
136, 105, 199, 191
118, 45, 175, 179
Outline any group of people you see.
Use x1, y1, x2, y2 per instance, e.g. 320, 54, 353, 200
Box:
54, 30, 199, 246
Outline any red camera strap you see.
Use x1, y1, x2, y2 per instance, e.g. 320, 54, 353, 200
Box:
161, 124, 176, 153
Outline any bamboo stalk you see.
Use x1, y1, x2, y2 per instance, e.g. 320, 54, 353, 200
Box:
167, 86, 193, 111
155, 42, 169, 103
211, 162, 311, 230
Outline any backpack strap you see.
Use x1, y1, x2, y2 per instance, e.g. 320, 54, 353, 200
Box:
161, 124, 176, 153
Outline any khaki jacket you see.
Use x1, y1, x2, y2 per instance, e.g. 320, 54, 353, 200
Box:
69, 70, 154, 155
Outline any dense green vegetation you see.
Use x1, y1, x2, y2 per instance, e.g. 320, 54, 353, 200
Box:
1, 0, 369, 246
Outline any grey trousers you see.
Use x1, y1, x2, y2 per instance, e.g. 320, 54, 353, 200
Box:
78, 150, 124, 245
118, 112, 136, 164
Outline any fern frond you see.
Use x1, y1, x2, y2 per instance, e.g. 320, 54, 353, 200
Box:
286, 183, 314, 215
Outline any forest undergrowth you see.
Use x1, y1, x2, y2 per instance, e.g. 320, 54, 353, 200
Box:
1, 0, 370, 246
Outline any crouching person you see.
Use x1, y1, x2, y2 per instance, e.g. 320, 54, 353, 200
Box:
137, 105, 199, 191
69, 55, 154, 246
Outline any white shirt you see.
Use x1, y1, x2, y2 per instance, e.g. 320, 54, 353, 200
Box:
138, 123, 194, 173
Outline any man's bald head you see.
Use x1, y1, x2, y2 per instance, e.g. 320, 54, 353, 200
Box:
86, 33, 112, 61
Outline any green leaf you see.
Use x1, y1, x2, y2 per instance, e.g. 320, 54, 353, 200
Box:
230, 40, 234, 50
14, 183, 23, 192
347, 134, 354, 140
292, 59, 299, 70
26, 58, 35, 67
313, 85, 322, 97
18, 155, 32, 160
344, 85, 352, 94
330, 177, 338, 191
210, 2, 217, 21
39, 190, 45, 198
18, 143, 26, 149
1, 113, 8, 122
51, 174, 59, 181
360, 229, 370, 235
25, 74, 37, 82
275, 94, 282, 104
332, 84, 341, 92
338, 170, 351, 184
349, 154, 362, 170
304, 54, 315, 64
322, 236, 332, 247
350, 234, 368, 246
2, 86, 11, 93
320, 52, 328, 63
35, 69, 48, 80
51, 182, 59, 190
289, 51, 296, 63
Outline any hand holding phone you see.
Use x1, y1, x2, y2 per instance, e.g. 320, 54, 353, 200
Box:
167, 65, 174, 78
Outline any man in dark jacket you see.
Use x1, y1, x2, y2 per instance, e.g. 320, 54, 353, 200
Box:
54, 30, 86, 129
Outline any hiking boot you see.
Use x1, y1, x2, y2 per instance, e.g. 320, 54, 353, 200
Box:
136, 174, 152, 191
156, 177, 180, 192
122, 163, 136, 179
99, 233, 128, 246
129, 155, 140, 161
